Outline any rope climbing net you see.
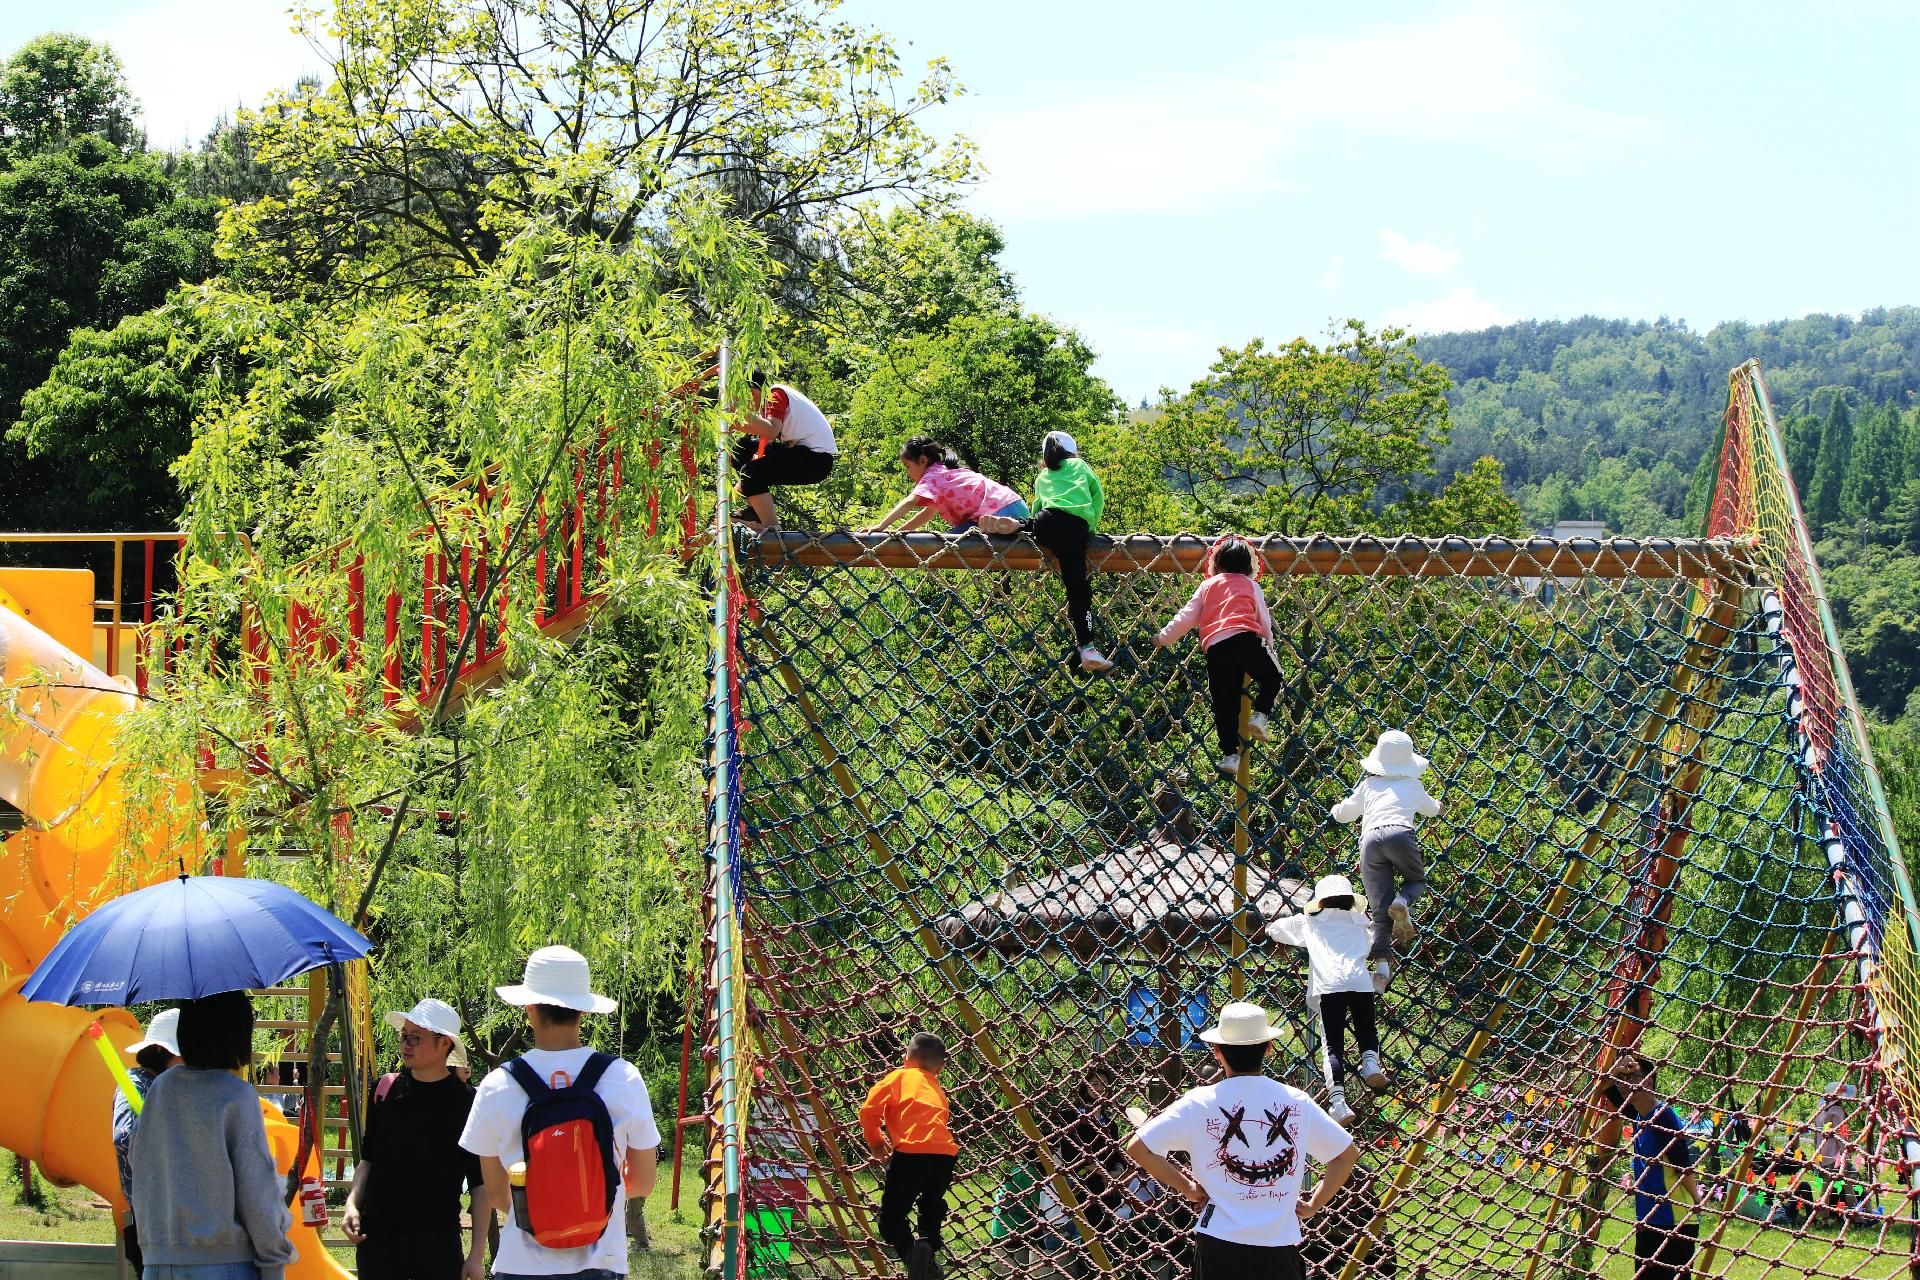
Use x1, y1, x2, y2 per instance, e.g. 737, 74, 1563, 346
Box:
699, 362, 1920, 1279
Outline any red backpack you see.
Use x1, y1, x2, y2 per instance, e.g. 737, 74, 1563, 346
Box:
507, 1053, 620, 1250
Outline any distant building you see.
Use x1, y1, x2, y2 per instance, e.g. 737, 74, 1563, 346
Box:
1526, 520, 1607, 602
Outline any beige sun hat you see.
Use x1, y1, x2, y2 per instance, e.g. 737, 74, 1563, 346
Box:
1305, 873, 1366, 915
496, 945, 618, 1015
386, 997, 469, 1069
1362, 729, 1429, 778
1198, 1001, 1282, 1046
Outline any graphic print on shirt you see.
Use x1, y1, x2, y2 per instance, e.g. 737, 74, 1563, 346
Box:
1204, 1103, 1299, 1191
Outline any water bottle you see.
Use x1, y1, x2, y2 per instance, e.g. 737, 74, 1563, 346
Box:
509, 1160, 531, 1228
298, 1174, 328, 1227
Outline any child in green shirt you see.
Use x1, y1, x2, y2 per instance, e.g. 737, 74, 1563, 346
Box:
980, 430, 1112, 674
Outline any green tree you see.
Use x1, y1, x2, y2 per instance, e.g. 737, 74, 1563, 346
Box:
1150, 323, 1454, 535
0, 138, 215, 525
835, 312, 1120, 510
224, 0, 976, 296
1806, 396, 1853, 531
1842, 406, 1904, 522
0, 34, 139, 156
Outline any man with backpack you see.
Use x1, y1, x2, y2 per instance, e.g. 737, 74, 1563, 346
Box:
460, 946, 660, 1279
343, 997, 491, 1279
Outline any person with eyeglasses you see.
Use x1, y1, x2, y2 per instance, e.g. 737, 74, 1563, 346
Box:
344, 998, 493, 1280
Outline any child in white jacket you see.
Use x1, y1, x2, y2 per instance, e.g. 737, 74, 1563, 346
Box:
1331, 729, 1441, 989
1267, 874, 1384, 1125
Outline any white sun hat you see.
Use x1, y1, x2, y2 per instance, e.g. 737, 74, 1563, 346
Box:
386, 997, 469, 1069
1043, 430, 1079, 457
1198, 1001, 1282, 1046
1305, 873, 1366, 915
127, 1008, 181, 1058
496, 945, 618, 1015
1824, 1081, 1857, 1100
1362, 729, 1430, 779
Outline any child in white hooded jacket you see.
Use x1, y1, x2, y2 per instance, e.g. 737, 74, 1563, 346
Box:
1267, 874, 1385, 1125
1332, 729, 1440, 990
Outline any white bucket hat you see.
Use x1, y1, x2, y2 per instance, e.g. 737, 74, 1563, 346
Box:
1362, 729, 1429, 778
127, 1008, 181, 1058
496, 945, 618, 1015
386, 997, 469, 1069
1824, 1081, 1856, 1100
1043, 430, 1080, 457
1198, 1001, 1281, 1046
1305, 873, 1365, 914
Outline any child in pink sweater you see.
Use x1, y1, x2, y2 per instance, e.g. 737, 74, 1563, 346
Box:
1153, 537, 1282, 776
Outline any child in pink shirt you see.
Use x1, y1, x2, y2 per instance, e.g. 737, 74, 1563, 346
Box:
1154, 537, 1281, 777
868, 437, 1029, 533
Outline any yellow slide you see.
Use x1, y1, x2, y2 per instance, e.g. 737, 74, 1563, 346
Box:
0, 575, 345, 1277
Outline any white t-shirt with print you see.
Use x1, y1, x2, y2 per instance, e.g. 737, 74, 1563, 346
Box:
458, 1047, 662, 1276
1135, 1074, 1351, 1247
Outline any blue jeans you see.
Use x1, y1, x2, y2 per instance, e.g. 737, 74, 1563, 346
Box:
956, 497, 1029, 531
145, 1265, 260, 1280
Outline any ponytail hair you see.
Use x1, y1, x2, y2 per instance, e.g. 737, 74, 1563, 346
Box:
900, 435, 963, 470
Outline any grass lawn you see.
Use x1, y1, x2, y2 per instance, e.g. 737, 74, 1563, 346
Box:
0, 1154, 1906, 1278
0, 1158, 706, 1278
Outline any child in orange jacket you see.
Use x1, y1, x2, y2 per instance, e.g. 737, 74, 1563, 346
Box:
860, 1033, 958, 1280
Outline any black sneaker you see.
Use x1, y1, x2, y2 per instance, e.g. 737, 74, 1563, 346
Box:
908, 1239, 935, 1280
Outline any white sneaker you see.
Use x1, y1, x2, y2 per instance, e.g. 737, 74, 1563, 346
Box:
1245, 712, 1272, 743
1359, 1051, 1388, 1091
1329, 1093, 1355, 1125
1372, 961, 1392, 993
978, 514, 1023, 535
1216, 753, 1240, 777
1077, 646, 1114, 674
1389, 896, 1416, 945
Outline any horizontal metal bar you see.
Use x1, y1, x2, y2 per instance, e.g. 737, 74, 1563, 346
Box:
747, 531, 1753, 580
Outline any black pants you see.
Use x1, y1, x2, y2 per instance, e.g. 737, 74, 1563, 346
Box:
1205, 632, 1282, 754
1632, 1221, 1697, 1280
356, 1225, 466, 1280
879, 1152, 957, 1264
1195, 1232, 1303, 1279
732, 436, 835, 497
122, 1220, 142, 1277
1027, 509, 1096, 647
1320, 990, 1380, 1086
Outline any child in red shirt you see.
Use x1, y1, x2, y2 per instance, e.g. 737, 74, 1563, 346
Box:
1154, 537, 1281, 777
860, 1033, 958, 1279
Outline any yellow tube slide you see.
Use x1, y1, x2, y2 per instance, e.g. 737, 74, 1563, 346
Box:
0, 593, 347, 1277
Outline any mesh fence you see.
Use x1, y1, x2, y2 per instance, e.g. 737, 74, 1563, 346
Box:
701, 366, 1920, 1279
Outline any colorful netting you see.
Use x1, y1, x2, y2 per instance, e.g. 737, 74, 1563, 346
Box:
698, 364, 1920, 1279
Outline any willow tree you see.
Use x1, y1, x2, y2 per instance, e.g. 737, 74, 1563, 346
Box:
119, 197, 774, 1089
224, 0, 977, 296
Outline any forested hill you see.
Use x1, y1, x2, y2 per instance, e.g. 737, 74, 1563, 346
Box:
1418, 309, 1920, 536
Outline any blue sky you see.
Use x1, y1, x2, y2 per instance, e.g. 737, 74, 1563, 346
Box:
9, 1, 1918, 403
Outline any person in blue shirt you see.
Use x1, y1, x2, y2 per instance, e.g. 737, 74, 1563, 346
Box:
1610, 1052, 1701, 1280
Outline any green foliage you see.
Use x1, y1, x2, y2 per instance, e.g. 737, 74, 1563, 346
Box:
834, 312, 1120, 509
0, 34, 139, 157
222, 0, 977, 296
1149, 324, 1459, 535
0, 137, 215, 525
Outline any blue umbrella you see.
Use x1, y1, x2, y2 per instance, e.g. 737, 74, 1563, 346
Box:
20, 875, 371, 1006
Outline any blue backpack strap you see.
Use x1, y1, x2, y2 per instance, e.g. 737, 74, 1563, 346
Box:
506, 1057, 551, 1100
570, 1051, 616, 1094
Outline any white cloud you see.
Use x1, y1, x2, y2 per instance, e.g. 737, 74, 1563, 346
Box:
1379, 229, 1459, 277
965, 7, 1644, 220
102, 1, 324, 147
1382, 287, 1516, 335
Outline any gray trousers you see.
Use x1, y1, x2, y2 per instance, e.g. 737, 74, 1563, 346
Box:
1360, 827, 1426, 961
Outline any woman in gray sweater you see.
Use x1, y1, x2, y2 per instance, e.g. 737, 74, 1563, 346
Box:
130, 991, 296, 1280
